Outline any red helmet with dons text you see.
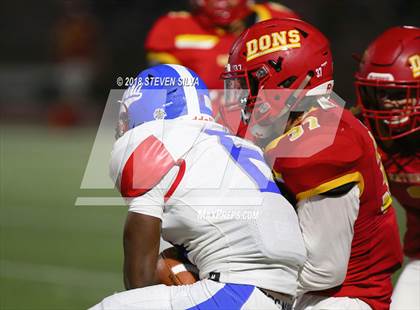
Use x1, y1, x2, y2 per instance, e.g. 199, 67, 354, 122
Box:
355, 26, 420, 141
191, 0, 251, 28
221, 18, 333, 137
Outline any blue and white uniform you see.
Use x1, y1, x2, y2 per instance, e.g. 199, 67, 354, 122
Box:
90, 64, 306, 310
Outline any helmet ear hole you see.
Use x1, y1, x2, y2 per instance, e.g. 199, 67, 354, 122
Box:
268, 57, 283, 72
277, 76, 297, 88
305, 71, 315, 87
248, 73, 260, 97
295, 28, 308, 38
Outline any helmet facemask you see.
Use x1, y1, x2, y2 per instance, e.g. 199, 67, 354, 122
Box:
192, 0, 250, 28
356, 78, 420, 140
222, 61, 318, 139
115, 101, 130, 140
354, 26, 420, 141
222, 64, 270, 124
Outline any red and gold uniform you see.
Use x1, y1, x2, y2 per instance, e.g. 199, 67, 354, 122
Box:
382, 143, 420, 309
265, 106, 403, 310
145, 2, 298, 129
145, 2, 297, 89
381, 151, 420, 259
354, 26, 420, 309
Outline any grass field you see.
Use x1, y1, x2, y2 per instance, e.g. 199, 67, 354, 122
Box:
0, 124, 407, 309
0, 125, 126, 309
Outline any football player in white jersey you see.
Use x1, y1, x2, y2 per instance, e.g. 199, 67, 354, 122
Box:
89, 64, 306, 310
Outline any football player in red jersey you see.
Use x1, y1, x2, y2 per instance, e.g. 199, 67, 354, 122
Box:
145, 0, 298, 127
221, 18, 403, 310
355, 26, 420, 310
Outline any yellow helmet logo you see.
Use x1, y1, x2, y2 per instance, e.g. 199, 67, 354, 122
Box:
246, 30, 301, 62
408, 54, 420, 78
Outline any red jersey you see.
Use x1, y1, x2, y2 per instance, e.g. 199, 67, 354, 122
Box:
145, 2, 297, 89
265, 106, 403, 310
145, 2, 298, 130
381, 151, 420, 259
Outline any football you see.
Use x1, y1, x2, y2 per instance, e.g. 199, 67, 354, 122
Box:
156, 247, 199, 285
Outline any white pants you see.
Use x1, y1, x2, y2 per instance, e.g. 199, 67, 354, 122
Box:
294, 294, 372, 310
89, 279, 286, 310
391, 259, 420, 310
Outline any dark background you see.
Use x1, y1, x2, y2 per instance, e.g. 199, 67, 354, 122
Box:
1, 0, 419, 119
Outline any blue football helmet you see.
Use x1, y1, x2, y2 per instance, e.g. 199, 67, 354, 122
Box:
116, 64, 213, 138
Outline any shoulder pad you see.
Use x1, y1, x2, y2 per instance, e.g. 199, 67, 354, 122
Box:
168, 11, 191, 18
267, 2, 293, 13
265, 109, 363, 200
252, 2, 299, 21
110, 120, 207, 197
120, 135, 176, 197
145, 12, 194, 51
110, 122, 173, 197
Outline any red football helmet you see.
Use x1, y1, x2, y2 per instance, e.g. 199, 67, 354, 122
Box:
355, 26, 420, 141
221, 18, 333, 137
191, 0, 251, 28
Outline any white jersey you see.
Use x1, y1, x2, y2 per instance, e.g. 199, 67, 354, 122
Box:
110, 119, 306, 295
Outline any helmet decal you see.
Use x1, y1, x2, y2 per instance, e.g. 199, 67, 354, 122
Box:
408, 54, 420, 78
245, 29, 301, 61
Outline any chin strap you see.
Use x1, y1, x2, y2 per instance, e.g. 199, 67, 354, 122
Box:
283, 72, 314, 111
240, 96, 252, 124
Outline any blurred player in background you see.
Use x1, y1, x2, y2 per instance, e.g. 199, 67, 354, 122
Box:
145, 0, 298, 127
90, 64, 306, 309
50, 0, 102, 126
354, 26, 420, 310
221, 18, 403, 309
